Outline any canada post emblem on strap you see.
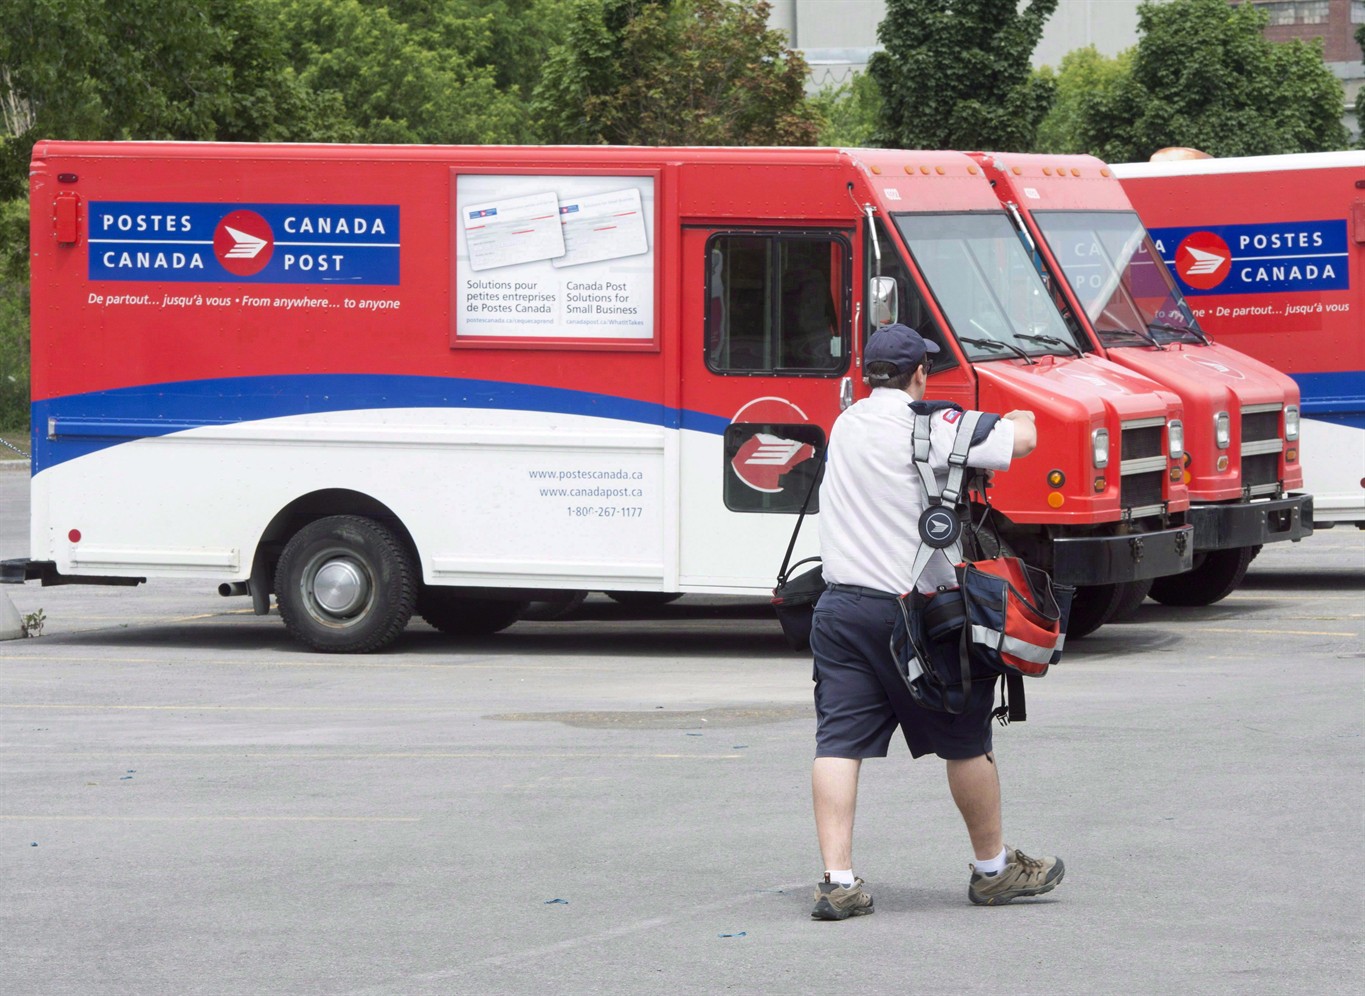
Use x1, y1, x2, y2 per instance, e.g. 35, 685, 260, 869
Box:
87, 202, 401, 285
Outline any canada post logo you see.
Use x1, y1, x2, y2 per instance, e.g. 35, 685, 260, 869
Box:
1150, 220, 1348, 296
88, 202, 400, 284
732, 433, 816, 492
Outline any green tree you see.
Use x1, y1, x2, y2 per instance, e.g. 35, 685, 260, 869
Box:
1356, 24, 1364, 148
869, 0, 1057, 151
1033, 46, 1131, 155
0, 0, 351, 199
267, 0, 532, 144
0, 197, 28, 429
810, 71, 883, 148
533, 0, 820, 145
1081, 0, 1348, 161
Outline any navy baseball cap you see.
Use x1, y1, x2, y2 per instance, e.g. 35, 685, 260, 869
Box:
863, 323, 939, 375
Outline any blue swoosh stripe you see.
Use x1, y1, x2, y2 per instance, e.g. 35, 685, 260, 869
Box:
31, 373, 733, 473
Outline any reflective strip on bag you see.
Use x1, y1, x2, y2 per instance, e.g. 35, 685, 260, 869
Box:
970, 624, 1064, 665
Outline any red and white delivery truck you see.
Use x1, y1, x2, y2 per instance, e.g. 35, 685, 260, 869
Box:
3, 142, 1192, 651
1113, 151, 1364, 530
972, 151, 1312, 607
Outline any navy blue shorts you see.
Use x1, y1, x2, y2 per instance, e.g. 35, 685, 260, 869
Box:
810, 586, 996, 761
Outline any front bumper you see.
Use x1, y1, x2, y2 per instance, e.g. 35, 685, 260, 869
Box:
1186, 494, 1313, 552
1051, 525, 1194, 587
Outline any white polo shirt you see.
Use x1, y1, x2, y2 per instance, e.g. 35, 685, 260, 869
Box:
818, 387, 1016, 595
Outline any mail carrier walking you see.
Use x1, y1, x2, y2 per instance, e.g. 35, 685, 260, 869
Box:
808, 323, 1063, 920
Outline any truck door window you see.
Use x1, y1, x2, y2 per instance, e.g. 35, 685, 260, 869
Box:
1031, 210, 1205, 346
864, 219, 954, 369
895, 212, 1086, 362
705, 232, 850, 375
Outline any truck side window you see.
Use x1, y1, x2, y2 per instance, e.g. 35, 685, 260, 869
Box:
705, 232, 850, 376
864, 220, 956, 370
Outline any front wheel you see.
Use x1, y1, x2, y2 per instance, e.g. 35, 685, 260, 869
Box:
1066, 583, 1124, 639
1148, 546, 1257, 607
274, 515, 417, 653
1109, 578, 1154, 621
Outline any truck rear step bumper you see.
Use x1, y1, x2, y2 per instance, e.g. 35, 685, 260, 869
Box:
1, 559, 144, 587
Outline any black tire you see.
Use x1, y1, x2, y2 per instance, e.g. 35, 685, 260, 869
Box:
519, 591, 588, 621
1066, 583, 1124, 639
417, 588, 526, 636
1148, 546, 1257, 607
274, 515, 417, 653
1109, 578, 1154, 621
604, 591, 683, 607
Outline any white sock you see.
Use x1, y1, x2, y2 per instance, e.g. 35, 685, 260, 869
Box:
973, 848, 1007, 876
825, 869, 856, 887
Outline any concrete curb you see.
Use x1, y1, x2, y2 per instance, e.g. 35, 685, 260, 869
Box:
1, 590, 23, 640
0, 460, 30, 473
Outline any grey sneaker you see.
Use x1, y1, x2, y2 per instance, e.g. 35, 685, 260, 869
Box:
811, 876, 874, 920
968, 847, 1065, 906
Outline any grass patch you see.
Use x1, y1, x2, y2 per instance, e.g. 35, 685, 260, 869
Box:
0, 427, 30, 459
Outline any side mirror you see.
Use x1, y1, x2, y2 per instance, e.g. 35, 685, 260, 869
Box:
869, 276, 898, 327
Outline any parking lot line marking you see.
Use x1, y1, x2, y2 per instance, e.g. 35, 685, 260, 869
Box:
0, 815, 420, 822
1, 703, 471, 712
1197, 627, 1357, 637
0, 749, 745, 760
0, 654, 612, 671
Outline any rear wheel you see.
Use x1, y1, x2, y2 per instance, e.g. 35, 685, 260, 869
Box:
1148, 546, 1257, 607
1066, 583, 1124, 639
417, 588, 526, 636
274, 515, 417, 653
604, 591, 683, 607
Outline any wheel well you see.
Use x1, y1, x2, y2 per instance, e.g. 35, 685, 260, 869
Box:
251, 490, 420, 596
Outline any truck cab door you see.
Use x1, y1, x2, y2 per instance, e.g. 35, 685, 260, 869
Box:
676, 226, 854, 587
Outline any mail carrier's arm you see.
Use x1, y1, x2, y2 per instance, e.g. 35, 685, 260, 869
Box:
1003, 410, 1037, 458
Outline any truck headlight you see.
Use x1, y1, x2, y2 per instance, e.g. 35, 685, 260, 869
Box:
1168, 420, 1183, 460
1092, 428, 1109, 469
1214, 411, 1230, 449
1284, 405, 1299, 441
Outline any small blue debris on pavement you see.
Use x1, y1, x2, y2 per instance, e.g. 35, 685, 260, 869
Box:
718, 931, 747, 938
544, 898, 569, 905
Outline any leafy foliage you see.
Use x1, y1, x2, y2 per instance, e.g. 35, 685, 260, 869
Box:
533, 0, 820, 145
869, 0, 1057, 151
266, 0, 536, 145
810, 72, 883, 148
1033, 47, 1131, 155
0, 195, 28, 429
1075, 0, 1348, 161
1357, 24, 1365, 149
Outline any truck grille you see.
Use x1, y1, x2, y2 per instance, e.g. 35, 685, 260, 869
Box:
1121, 470, 1165, 511
1243, 453, 1279, 490
1240, 404, 1282, 495
1242, 407, 1280, 444
1122, 425, 1163, 460
1119, 418, 1167, 516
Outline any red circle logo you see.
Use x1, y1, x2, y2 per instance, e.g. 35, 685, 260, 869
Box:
1175, 231, 1231, 290
213, 210, 274, 276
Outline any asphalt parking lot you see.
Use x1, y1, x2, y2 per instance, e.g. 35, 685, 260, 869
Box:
2, 466, 1363, 995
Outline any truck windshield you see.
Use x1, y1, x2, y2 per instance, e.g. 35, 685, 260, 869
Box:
1031, 210, 1207, 347
893, 212, 1086, 362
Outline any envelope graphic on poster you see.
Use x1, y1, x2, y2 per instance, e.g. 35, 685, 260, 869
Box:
463, 191, 566, 271
552, 188, 650, 268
